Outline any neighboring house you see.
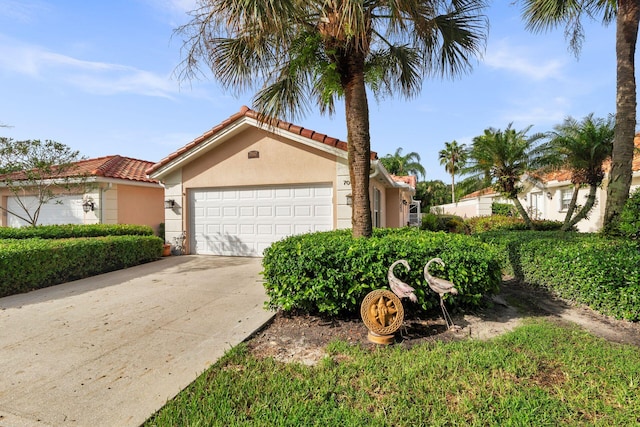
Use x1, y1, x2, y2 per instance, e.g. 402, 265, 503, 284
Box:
0, 155, 165, 233
434, 136, 640, 232
147, 106, 416, 257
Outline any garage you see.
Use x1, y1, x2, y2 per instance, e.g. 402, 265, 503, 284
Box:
190, 184, 333, 256
7, 195, 84, 227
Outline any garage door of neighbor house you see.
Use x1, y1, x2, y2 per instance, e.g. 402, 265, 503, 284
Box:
190, 184, 333, 256
7, 195, 84, 227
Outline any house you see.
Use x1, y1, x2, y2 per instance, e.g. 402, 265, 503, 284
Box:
434, 136, 640, 232
0, 155, 165, 233
147, 106, 416, 256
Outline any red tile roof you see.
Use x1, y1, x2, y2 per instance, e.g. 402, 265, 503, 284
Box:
390, 174, 417, 189
460, 187, 497, 200
0, 156, 158, 184
147, 106, 377, 175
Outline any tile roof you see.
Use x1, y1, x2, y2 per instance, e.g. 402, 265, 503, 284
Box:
0, 156, 158, 184
147, 106, 377, 175
460, 187, 497, 200
390, 174, 417, 189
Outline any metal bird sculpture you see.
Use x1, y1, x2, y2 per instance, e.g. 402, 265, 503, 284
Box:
388, 259, 417, 303
424, 258, 459, 330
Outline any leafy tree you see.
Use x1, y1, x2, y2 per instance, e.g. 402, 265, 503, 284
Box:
380, 147, 426, 178
0, 138, 88, 226
464, 124, 550, 229
547, 114, 615, 231
438, 140, 467, 202
176, 0, 488, 238
415, 179, 450, 211
520, 0, 639, 232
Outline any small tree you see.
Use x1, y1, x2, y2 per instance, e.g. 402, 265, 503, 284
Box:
464, 124, 550, 229
380, 147, 426, 179
547, 114, 615, 231
0, 138, 88, 226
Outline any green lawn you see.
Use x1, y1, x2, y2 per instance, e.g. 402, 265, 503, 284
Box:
145, 319, 640, 426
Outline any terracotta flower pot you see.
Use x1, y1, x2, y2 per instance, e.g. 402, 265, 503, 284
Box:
162, 244, 171, 257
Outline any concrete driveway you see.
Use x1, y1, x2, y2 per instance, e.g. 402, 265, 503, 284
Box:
0, 256, 274, 427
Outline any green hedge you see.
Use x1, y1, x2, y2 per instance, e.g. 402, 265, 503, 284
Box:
0, 224, 154, 239
0, 236, 163, 297
478, 231, 640, 321
262, 228, 501, 316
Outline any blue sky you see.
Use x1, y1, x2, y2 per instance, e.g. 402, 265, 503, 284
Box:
0, 0, 619, 183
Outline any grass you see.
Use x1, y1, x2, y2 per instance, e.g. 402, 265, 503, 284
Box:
145, 319, 640, 426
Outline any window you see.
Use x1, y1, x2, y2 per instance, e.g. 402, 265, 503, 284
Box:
373, 188, 381, 228
560, 188, 573, 211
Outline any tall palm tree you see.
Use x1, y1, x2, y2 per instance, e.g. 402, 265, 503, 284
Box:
380, 147, 426, 178
547, 114, 615, 231
176, 0, 488, 238
464, 124, 550, 229
438, 140, 467, 202
520, 0, 639, 232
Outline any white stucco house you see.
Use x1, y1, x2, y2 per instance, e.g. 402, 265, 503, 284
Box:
147, 106, 417, 256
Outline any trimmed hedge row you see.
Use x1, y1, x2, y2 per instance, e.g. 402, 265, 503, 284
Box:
478, 231, 640, 321
262, 228, 501, 316
0, 236, 163, 297
0, 224, 154, 239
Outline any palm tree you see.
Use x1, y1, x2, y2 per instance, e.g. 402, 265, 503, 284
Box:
380, 147, 426, 179
176, 0, 488, 238
464, 124, 550, 229
520, 0, 639, 232
438, 140, 467, 203
547, 114, 615, 231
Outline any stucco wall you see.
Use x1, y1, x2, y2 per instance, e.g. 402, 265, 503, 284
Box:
117, 185, 164, 234
182, 127, 337, 188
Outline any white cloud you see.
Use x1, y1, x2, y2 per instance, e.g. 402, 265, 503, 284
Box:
0, 35, 178, 98
484, 39, 566, 81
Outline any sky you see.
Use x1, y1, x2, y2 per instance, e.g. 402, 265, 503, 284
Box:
0, 0, 622, 183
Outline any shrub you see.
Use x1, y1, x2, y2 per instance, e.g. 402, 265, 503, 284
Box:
477, 231, 640, 321
466, 215, 527, 234
491, 202, 518, 216
262, 228, 501, 316
0, 235, 163, 297
421, 214, 469, 234
0, 224, 154, 239
618, 187, 640, 240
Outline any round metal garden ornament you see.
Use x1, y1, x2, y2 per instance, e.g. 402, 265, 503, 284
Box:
360, 289, 404, 345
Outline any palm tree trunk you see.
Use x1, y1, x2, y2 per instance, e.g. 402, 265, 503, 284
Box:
342, 53, 373, 238
451, 173, 456, 203
567, 184, 598, 230
512, 196, 534, 229
562, 184, 580, 231
604, 0, 640, 232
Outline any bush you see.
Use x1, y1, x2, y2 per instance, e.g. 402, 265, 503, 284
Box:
618, 187, 640, 240
477, 231, 640, 321
491, 202, 518, 216
0, 224, 154, 239
465, 216, 565, 234
421, 214, 469, 234
466, 215, 527, 234
262, 228, 501, 316
0, 235, 163, 297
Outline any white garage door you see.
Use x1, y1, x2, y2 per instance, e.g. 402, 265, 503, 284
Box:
191, 184, 333, 256
7, 195, 84, 227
